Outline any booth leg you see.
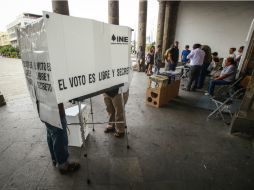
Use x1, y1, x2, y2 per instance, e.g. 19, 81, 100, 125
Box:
78, 102, 91, 184
90, 98, 95, 132
121, 90, 130, 149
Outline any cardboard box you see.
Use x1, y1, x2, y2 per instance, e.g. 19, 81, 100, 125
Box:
146, 78, 180, 108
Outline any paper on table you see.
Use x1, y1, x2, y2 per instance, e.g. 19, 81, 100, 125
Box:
65, 104, 86, 117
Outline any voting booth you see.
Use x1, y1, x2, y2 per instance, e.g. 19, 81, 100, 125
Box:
18, 12, 132, 182
18, 11, 132, 127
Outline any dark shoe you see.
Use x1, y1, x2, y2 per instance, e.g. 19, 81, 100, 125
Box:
182, 87, 190, 91
104, 125, 115, 133
114, 132, 125, 138
59, 161, 80, 174
52, 160, 57, 167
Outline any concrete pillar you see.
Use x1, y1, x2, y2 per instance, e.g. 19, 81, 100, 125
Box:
52, 0, 69, 16
108, 0, 119, 25
231, 29, 254, 135
137, 0, 147, 52
156, 0, 166, 48
162, 1, 179, 56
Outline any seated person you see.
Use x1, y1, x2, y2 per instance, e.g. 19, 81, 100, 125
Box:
207, 52, 220, 76
206, 57, 236, 96
222, 47, 236, 67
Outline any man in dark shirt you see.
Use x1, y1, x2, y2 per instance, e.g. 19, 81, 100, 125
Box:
168, 41, 179, 71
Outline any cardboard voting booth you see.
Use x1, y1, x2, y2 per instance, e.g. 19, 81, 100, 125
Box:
18, 12, 132, 129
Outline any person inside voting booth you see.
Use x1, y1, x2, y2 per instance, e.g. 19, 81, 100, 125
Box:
45, 103, 80, 174
18, 17, 80, 175
103, 64, 132, 138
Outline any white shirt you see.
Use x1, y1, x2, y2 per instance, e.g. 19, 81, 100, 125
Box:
229, 53, 236, 60
187, 48, 205, 66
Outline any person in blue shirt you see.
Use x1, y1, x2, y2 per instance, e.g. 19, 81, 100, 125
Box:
181, 45, 191, 64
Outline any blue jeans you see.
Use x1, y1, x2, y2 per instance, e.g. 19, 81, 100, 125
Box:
154, 64, 160, 74
169, 62, 177, 71
208, 80, 230, 96
45, 116, 69, 165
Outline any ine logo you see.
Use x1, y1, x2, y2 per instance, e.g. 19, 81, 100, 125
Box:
111, 34, 128, 45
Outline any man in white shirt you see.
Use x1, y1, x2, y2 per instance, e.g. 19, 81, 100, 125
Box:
235, 46, 244, 66
185, 44, 205, 91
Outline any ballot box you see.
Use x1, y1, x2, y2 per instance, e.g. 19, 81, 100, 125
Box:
146, 72, 180, 108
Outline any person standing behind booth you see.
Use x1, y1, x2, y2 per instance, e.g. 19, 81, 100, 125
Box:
45, 103, 80, 174
154, 45, 162, 75
103, 61, 132, 138
104, 87, 130, 138
185, 43, 205, 91
181, 45, 191, 64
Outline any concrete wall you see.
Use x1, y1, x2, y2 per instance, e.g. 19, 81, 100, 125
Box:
175, 1, 254, 58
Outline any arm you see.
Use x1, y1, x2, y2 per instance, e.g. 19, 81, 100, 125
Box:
168, 52, 173, 63
187, 50, 194, 59
154, 52, 158, 64
215, 73, 232, 80
215, 66, 235, 80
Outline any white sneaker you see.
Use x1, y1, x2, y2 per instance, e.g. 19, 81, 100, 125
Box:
204, 92, 210, 96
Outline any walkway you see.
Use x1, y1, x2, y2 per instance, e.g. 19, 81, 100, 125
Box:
0, 57, 253, 190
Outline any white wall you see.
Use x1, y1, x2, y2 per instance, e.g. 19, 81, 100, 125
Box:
175, 1, 254, 58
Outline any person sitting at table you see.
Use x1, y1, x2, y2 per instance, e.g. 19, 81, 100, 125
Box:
205, 57, 236, 96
